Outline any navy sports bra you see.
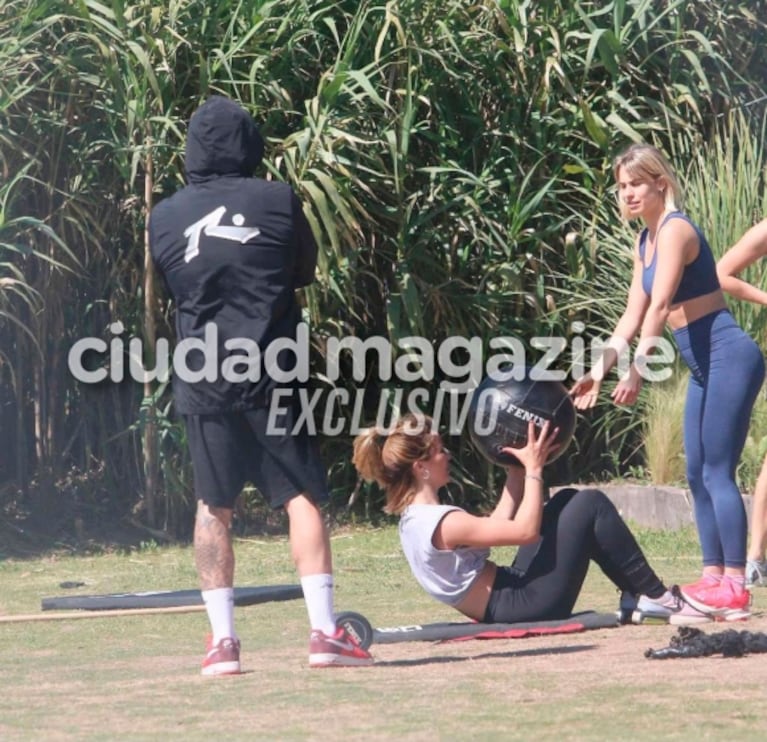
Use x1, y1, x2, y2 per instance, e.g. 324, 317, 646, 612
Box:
639, 211, 719, 303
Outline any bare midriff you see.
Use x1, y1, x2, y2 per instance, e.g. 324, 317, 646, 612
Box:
454, 560, 498, 621
667, 288, 727, 331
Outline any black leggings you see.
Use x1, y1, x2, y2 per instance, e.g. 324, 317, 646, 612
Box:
483, 488, 665, 623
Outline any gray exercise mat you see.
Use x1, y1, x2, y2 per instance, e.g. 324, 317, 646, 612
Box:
41, 584, 303, 611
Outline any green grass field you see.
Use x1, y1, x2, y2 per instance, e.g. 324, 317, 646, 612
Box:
1, 525, 766, 741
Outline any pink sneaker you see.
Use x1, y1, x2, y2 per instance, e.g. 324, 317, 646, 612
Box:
681, 580, 751, 621
201, 636, 241, 676
680, 573, 721, 602
309, 627, 374, 668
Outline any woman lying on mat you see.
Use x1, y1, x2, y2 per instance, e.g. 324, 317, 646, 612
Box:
353, 413, 707, 626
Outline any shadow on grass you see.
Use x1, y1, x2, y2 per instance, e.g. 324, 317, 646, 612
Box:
373, 644, 596, 667
0, 516, 173, 560
0, 510, 293, 560
0, 496, 362, 560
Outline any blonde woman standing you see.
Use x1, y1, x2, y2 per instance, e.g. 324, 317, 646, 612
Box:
571, 144, 764, 618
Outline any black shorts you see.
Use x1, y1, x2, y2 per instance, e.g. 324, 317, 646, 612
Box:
184, 404, 329, 510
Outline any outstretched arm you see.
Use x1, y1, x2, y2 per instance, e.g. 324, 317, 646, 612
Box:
717, 219, 767, 305
571, 237, 650, 410
610, 218, 690, 406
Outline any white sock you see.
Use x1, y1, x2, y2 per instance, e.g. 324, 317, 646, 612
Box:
300, 573, 337, 635
202, 587, 236, 644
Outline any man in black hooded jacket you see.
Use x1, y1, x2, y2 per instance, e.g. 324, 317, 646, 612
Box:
149, 95, 372, 675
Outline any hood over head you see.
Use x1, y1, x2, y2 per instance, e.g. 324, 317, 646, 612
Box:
185, 96, 264, 183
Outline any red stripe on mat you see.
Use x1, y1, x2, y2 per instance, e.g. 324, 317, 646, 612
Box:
446, 622, 586, 642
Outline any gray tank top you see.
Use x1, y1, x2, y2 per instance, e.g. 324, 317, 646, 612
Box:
399, 504, 490, 606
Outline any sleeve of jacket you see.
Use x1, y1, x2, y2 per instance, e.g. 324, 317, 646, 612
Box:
290, 189, 319, 288
147, 206, 178, 303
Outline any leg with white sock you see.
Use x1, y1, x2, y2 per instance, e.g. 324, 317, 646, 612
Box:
195, 500, 241, 675
196, 501, 236, 636
285, 493, 372, 667
194, 500, 236, 643
285, 493, 336, 634
201, 587, 236, 642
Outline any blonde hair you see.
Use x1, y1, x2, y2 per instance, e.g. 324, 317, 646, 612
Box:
613, 143, 683, 219
352, 414, 437, 515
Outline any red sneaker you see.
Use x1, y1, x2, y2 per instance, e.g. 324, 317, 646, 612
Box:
680, 573, 721, 602
681, 580, 751, 621
309, 627, 374, 668
201, 636, 241, 676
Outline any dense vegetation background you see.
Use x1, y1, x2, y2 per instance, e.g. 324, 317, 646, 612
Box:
2, 0, 767, 542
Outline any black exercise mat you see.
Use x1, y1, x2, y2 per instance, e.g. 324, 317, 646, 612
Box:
41, 584, 303, 611
372, 611, 619, 644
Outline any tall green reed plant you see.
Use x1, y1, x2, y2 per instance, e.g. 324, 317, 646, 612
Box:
3, 0, 767, 526
642, 368, 687, 486
680, 109, 767, 345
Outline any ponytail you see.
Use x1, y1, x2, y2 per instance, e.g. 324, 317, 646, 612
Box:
352, 414, 436, 515
352, 427, 387, 487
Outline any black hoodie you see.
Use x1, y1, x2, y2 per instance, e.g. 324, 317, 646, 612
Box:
149, 96, 318, 414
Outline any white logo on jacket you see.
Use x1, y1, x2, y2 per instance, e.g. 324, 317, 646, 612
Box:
183, 206, 261, 262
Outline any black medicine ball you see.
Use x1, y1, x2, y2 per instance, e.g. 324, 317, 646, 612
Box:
468, 368, 576, 466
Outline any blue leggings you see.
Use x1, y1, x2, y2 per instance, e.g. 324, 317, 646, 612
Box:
674, 310, 765, 568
